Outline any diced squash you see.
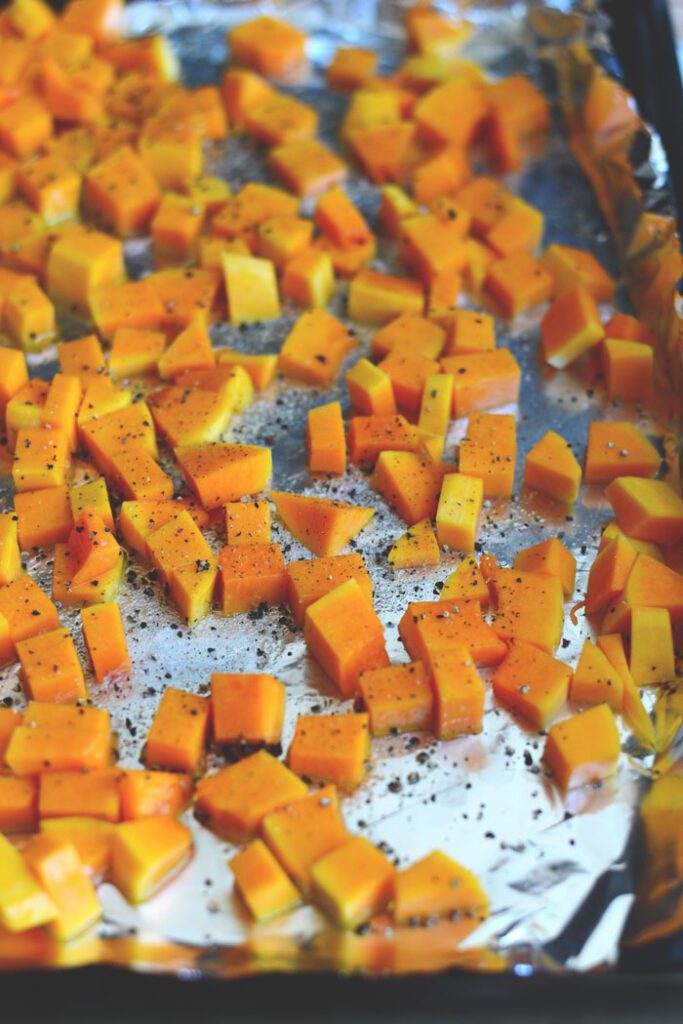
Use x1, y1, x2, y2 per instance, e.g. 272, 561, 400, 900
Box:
216, 349, 278, 391
281, 247, 336, 307
345, 359, 397, 416
604, 313, 655, 347
596, 633, 654, 748
435, 473, 483, 552
394, 850, 488, 925
414, 76, 489, 147
225, 500, 271, 546
110, 449, 173, 502
85, 146, 160, 237
0, 708, 22, 763
398, 598, 506, 667
211, 673, 284, 749
489, 566, 564, 654
80, 402, 158, 479
0, 348, 28, 412
440, 349, 521, 417
269, 140, 346, 198
310, 836, 395, 930
68, 509, 120, 587
12, 428, 70, 492
440, 555, 490, 605
228, 16, 307, 77
584, 422, 660, 485
327, 47, 377, 91
271, 490, 374, 557
458, 412, 516, 499
485, 252, 554, 319
195, 749, 307, 841
388, 518, 440, 570
14, 485, 73, 551
426, 646, 485, 739
217, 542, 286, 616
0, 513, 22, 587
307, 402, 346, 476
175, 443, 271, 511
348, 268, 423, 325
288, 713, 370, 790
606, 477, 683, 545
116, 770, 192, 821
111, 816, 192, 904
0, 774, 36, 831
541, 287, 604, 369
359, 660, 433, 736
0, 95, 53, 159
0, 575, 60, 649
372, 313, 445, 362
304, 578, 388, 698
602, 338, 653, 402
145, 687, 210, 774
377, 349, 441, 417
513, 537, 576, 596
52, 542, 125, 608
571, 638, 623, 710
229, 839, 300, 921
38, 769, 119, 822
349, 415, 420, 468
279, 309, 356, 387
40, 817, 115, 880
585, 534, 637, 618
0, 832, 57, 932
630, 607, 675, 687
543, 704, 621, 790
81, 603, 130, 683
285, 552, 372, 627
373, 451, 449, 525
17, 627, 86, 703
493, 640, 570, 728
524, 430, 582, 504
541, 243, 614, 302
6, 701, 111, 776
16, 155, 80, 227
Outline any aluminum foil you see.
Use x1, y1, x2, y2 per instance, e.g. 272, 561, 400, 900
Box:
0, 0, 680, 978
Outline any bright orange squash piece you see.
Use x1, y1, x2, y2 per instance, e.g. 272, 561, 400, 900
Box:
596, 633, 654, 748
513, 537, 576, 597
543, 703, 621, 790
304, 578, 388, 698
145, 687, 210, 774
571, 638, 624, 710
279, 309, 356, 387
51, 542, 125, 609
229, 839, 300, 922
261, 785, 349, 895
40, 817, 115, 880
585, 422, 660, 485
287, 713, 370, 790
359, 660, 433, 737
393, 850, 489, 925
271, 491, 374, 557
195, 749, 307, 841
80, 602, 129, 683
399, 598, 506, 667
426, 646, 486, 739
310, 836, 395, 930
225, 500, 271, 546
0, 774, 37, 831
217, 542, 286, 616
372, 313, 445, 361
585, 534, 637, 618
211, 673, 285, 749
0, 513, 21, 587
0, 708, 22, 764
458, 412, 516, 499
373, 451, 449, 525
12, 428, 70, 492
439, 555, 490, 605
16, 627, 86, 703
80, 402, 158, 479
541, 286, 604, 369
630, 607, 675, 687
492, 640, 571, 729
541, 243, 614, 302
0, 575, 60, 650
307, 402, 346, 476
435, 472, 483, 553
175, 443, 271, 511
268, 139, 347, 198
285, 552, 372, 627
602, 338, 653, 402
14, 485, 73, 552
489, 567, 564, 654
348, 267, 424, 325
228, 16, 307, 77
440, 349, 521, 417
84, 146, 160, 237
346, 359, 397, 416
68, 509, 120, 587
6, 702, 111, 775
116, 770, 192, 821
377, 349, 442, 417
484, 251, 554, 319
606, 477, 683, 546
348, 415, 420, 468
38, 768, 119, 822
281, 246, 336, 307
388, 518, 440, 570
111, 815, 192, 904
524, 430, 582, 504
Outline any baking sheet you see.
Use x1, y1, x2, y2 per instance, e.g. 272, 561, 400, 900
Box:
0, 0, 680, 977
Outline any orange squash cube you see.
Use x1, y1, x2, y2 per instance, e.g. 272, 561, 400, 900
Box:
485, 251, 554, 319
543, 703, 621, 790
175, 442, 271, 511
440, 554, 490, 605
0, 575, 60, 650
261, 785, 349, 895
0, 707, 22, 763
458, 412, 516, 499
584, 422, 660, 485
388, 518, 440, 570
271, 491, 374, 557
541, 243, 614, 302
401, 212, 470, 285
304, 578, 388, 698
216, 349, 278, 390
372, 450, 449, 525
426, 646, 485, 738
327, 47, 377, 91
12, 427, 70, 493
22, 832, 101, 940
393, 850, 488, 925
398, 598, 507, 668
440, 348, 521, 418
0, 512, 21, 587
52, 542, 125, 608
606, 477, 683, 546
287, 713, 370, 790
17, 626, 86, 703
435, 472, 483, 552
359, 660, 433, 737
524, 430, 582, 504
314, 186, 372, 248
310, 836, 395, 929
0, 95, 52, 159
16, 155, 80, 227
195, 749, 307, 841
228, 16, 307, 78
256, 215, 313, 268
69, 479, 114, 534
211, 673, 285, 749
90, 279, 166, 340
14, 484, 73, 552
84, 146, 160, 237
348, 267, 423, 325
279, 309, 356, 387
492, 640, 571, 728
68, 509, 120, 586
513, 537, 576, 596
221, 251, 281, 325
225, 500, 271, 546
81, 602, 130, 683
307, 401, 346, 476
348, 414, 419, 467
46, 228, 124, 318
444, 310, 496, 355
602, 338, 653, 402
345, 359, 397, 416
111, 815, 192, 904
285, 552, 373, 627
414, 76, 489, 147
0, 347, 28, 412
6, 702, 111, 776
630, 606, 675, 687
0, 831, 57, 932
145, 687, 210, 774
38, 768, 119, 822
116, 769, 192, 821
541, 286, 604, 369
269, 139, 347, 198
151, 193, 205, 259
217, 542, 286, 616
377, 349, 442, 417
4, 278, 56, 351
0, 774, 37, 831
229, 839, 300, 921
489, 566, 564, 654
281, 247, 336, 308
39, 817, 115, 881
571, 638, 623, 710
246, 94, 317, 146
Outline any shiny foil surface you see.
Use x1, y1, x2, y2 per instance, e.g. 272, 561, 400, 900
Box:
0, 0, 680, 978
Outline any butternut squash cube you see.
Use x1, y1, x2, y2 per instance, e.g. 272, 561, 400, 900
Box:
359, 660, 433, 737
229, 839, 300, 922
211, 673, 285, 749
279, 309, 356, 387
16, 155, 80, 227
221, 251, 280, 325
327, 47, 377, 91
217, 542, 286, 616
304, 578, 388, 698
216, 349, 278, 391
69, 478, 114, 533
110, 449, 173, 502
17, 626, 86, 703
348, 267, 423, 325
584, 422, 660, 485
116, 770, 192, 821
513, 537, 576, 597
349, 414, 420, 467
490, 566, 564, 654
0, 707, 22, 763
345, 359, 397, 416
426, 646, 486, 738
372, 450, 449, 525
52, 543, 125, 607
195, 750, 307, 841
307, 401, 346, 476
435, 472, 483, 553
398, 598, 506, 667
111, 815, 192, 904
84, 146, 160, 237
6, 701, 111, 776
444, 310, 496, 356
4, 278, 56, 351
314, 186, 372, 248
597, 633, 654, 749
14, 485, 73, 551
606, 477, 683, 545
269, 139, 347, 198
0, 833, 57, 932
440, 555, 490, 605
0, 348, 28, 411
68, 509, 120, 587
287, 713, 370, 790
280, 247, 335, 308
543, 703, 620, 790
38, 768, 119, 822
0, 575, 60, 649
225, 500, 271, 546
90, 278, 166, 340
227, 16, 307, 78
541, 286, 604, 369
458, 412, 516, 499
377, 349, 442, 417
440, 348, 521, 418
246, 94, 317, 146
175, 442, 271, 510
0, 512, 21, 587
524, 429, 581, 504
285, 552, 373, 627
0, 774, 37, 832
145, 687, 210, 774
541, 243, 614, 302
394, 850, 488, 925
149, 386, 234, 449
271, 491, 374, 557
388, 518, 440, 570
151, 193, 205, 259
492, 640, 570, 728
602, 338, 653, 401
310, 836, 395, 930
418, 374, 453, 439
81, 602, 130, 683
414, 76, 489, 147
630, 607, 675, 687
40, 817, 115, 881
256, 215, 313, 268
0, 95, 53, 159
12, 428, 70, 492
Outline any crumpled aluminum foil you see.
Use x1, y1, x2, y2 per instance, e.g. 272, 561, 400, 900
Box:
0, 0, 680, 978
